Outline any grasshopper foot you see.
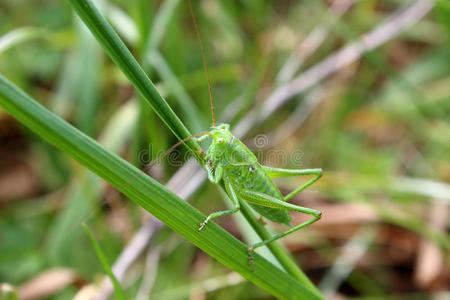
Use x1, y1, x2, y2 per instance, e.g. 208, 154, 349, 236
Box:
198, 216, 212, 231
198, 221, 207, 231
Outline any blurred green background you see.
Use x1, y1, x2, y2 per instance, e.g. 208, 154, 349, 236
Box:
0, 0, 449, 299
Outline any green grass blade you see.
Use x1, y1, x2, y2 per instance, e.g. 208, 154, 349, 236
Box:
73, 20, 101, 136
142, 0, 180, 68
0, 75, 323, 300
61, 0, 322, 295
63, 1, 322, 293
46, 102, 138, 264
151, 51, 206, 133
82, 223, 126, 300
133, 0, 181, 168
239, 201, 322, 296
63, 0, 201, 156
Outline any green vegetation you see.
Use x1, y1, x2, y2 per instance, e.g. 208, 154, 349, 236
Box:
0, 0, 449, 299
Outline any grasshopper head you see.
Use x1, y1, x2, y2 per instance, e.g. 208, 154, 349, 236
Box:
210, 123, 232, 145
206, 123, 248, 166
205, 123, 233, 165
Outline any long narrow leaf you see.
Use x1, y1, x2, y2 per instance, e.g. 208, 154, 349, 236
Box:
82, 223, 126, 300
62, 0, 322, 295
63, 0, 201, 156
0, 74, 322, 300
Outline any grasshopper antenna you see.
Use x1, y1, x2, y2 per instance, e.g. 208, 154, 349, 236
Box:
147, 131, 211, 168
188, 0, 216, 127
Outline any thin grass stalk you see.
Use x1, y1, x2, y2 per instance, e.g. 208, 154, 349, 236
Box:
63, 0, 201, 157
82, 223, 126, 299
0, 74, 323, 300
150, 51, 205, 133
63, 0, 322, 295
239, 201, 321, 295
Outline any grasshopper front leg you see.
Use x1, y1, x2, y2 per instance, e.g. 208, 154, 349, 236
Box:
198, 176, 240, 231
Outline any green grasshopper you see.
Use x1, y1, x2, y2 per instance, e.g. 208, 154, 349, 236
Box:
183, 0, 323, 266
194, 124, 322, 265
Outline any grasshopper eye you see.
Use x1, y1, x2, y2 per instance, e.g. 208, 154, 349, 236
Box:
217, 138, 224, 143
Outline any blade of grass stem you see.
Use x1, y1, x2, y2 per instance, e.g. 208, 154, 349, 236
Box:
0, 74, 323, 300
101, 1, 436, 296
47, 101, 138, 263
46, 173, 98, 264
150, 51, 205, 133
219, 189, 281, 268
82, 223, 126, 300
73, 20, 101, 136
65, 0, 320, 292
142, 0, 181, 69
64, 0, 201, 156
133, 0, 180, 167
239, 201, 320, 294
134, 0, 153, 47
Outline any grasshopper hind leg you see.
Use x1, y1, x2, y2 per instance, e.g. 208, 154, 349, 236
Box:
240, 190, 322, 269
245, 166, 323, 266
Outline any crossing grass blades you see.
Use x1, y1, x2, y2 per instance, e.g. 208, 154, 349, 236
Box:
174, 0, 325, 269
